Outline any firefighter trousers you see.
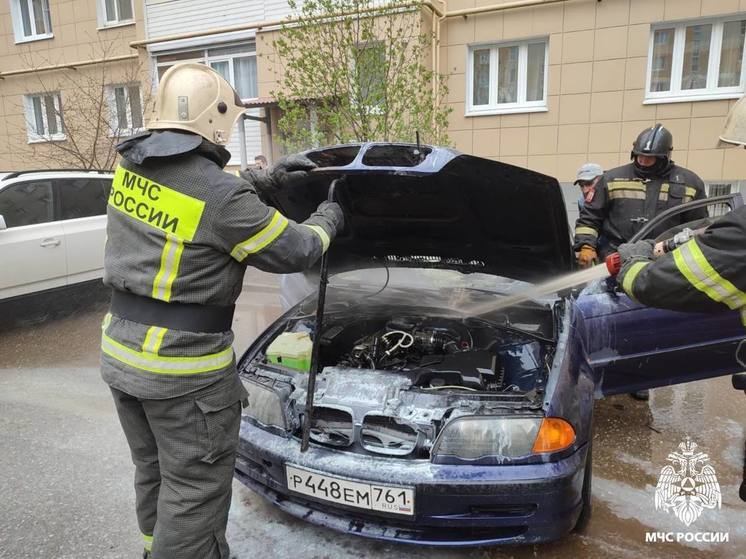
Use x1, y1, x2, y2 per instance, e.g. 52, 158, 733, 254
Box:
110, 374, 245, 559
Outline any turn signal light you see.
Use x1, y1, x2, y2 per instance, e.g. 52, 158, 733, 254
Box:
531, 417, 576, 453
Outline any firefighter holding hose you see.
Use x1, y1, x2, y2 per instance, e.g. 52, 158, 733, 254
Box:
615, 101, 746, 329
615, 97, 746, 500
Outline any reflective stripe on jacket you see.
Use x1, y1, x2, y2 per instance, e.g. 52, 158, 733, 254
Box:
574, 163, 708, 257
101, 131, 338, 399
618, 205, 746, 328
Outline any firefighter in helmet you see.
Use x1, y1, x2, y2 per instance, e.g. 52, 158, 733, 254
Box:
101, 63, 343, 558
574, 124, 708, 267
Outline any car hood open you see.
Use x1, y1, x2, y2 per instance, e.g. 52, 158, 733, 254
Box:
263, 143, 573, 283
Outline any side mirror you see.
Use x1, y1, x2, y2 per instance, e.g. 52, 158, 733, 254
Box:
0, 215, 6, 230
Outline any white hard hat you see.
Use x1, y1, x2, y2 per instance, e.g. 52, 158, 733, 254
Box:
720, 95, 746, 147
147, 63, 246, 145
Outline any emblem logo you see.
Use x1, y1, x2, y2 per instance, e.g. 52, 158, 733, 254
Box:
654, 438, 721, 526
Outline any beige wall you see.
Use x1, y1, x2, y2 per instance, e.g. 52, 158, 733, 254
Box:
0, 0, 147, 170
443, 0, 746, 182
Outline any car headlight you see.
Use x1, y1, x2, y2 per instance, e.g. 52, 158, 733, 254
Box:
241, 377, 288, 431
431, 416, 575, 464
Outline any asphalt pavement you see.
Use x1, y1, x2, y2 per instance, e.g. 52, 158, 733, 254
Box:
1, 271, 744, 559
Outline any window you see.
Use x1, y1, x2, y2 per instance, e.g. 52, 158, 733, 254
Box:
467, 39, 548, 115
155, 43, 258, 100
354, 42, 387, 110
24, 93, 64, 142
10, 0, 52, 42
107, 84, 144, 136
0, 181, 53, 228
646, 17, 746, 103
58, 178, 111, 220
99, 0, 134, 26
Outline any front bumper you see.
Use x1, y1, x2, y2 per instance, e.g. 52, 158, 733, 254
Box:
235, 419, 588, 546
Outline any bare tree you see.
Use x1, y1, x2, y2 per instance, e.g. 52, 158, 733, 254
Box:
14, 36, 151, 171
268, 0, 450, 152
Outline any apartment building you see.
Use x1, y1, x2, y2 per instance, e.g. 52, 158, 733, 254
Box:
251, 0, 746, 218
136, 0, 297, 167
439, 0, 746, 218
0, 0, 148, 170
5, 0, 745, 204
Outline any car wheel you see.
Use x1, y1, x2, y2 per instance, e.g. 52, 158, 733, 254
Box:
573, 440, 592, 533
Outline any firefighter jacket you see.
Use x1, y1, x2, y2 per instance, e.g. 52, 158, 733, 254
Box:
618, 205, 746, 328
574, 162, 708, 257
101, 130, 341, 399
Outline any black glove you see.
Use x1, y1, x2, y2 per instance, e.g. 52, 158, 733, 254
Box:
316, 201, 344, 234
617, 239, 655, 263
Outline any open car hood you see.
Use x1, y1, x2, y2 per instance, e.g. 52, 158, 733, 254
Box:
264, 143, 573, 283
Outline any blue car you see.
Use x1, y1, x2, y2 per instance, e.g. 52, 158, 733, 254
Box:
234, 143, 745, 546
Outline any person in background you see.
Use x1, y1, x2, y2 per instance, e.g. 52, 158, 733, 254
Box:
254, 154, 268, 169
574, 163, 604, 213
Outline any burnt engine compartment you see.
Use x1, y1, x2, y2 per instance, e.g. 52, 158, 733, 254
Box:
244, 305, 561, 457
316, 312, 554, 394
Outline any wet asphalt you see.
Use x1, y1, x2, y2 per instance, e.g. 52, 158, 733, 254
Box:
0, 271, 744, 559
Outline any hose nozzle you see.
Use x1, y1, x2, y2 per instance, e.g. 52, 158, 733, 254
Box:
606, 252, 622, 276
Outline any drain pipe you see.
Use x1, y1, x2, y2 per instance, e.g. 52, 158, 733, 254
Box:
445, 0, 570, 19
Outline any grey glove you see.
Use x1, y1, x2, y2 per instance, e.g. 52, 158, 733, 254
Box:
270, 153, 317, 190
316, 201, 345, 234
617, 239, 655, 263
240, 154, 317, 202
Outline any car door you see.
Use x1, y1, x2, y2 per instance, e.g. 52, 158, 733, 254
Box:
575, 194, 745, 396
56, 176, 111, 286
0, 179, 67, 300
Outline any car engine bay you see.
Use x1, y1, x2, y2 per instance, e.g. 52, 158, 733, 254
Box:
241, 301, 563, 458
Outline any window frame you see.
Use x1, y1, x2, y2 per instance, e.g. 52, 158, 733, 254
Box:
97, 0, 135, 28
644, 15, 746, 104
106, 83, 145, 137
9, 0, 53, 43
0, 180, 55, 228
23, 93, 65, 143
55, 177, 112, 221
154, 42, 259, 102
466, 38, 549, 117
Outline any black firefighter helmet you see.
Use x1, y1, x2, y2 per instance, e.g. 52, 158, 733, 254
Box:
630, 123, 673, 177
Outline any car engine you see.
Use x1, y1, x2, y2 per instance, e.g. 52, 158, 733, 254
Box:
318, 314, 552, 393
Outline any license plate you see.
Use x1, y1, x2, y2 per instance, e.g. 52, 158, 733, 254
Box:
285, 464, 414, 516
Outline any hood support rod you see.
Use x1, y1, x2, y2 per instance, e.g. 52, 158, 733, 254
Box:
301, 178, 342, 452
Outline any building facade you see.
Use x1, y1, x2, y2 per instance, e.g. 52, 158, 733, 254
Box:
0, 0, 148, 170
3, 0, 746, 204
438, 0, 746, 218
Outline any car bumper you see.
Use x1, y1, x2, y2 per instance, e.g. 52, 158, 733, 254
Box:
235, 419, 588, 546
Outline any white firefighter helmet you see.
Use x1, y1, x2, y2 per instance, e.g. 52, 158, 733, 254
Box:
719, 95, 746, 146
147, 63, 246, 145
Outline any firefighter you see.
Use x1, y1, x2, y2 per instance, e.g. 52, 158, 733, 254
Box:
575, 123, 708, 268
615, 97, 746, 497
101, 63, 344, 559
616, 100, 746, 333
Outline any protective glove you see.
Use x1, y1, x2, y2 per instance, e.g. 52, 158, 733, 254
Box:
577, 245, 598, 268
240, 154, 317, 201
316, 201, 344, 234
617, 239, 655, 264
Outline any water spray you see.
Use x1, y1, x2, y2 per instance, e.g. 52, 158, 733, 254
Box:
461, 228, 704, 317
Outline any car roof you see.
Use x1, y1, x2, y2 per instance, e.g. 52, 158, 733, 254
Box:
1, 169, 114, 181
0, 169, 114, 189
